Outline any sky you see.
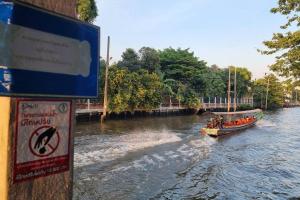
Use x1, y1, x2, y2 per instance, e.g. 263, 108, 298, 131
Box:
94, 0, 287, 79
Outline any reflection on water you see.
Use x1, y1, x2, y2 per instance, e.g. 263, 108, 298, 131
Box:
73, 108, 300, 200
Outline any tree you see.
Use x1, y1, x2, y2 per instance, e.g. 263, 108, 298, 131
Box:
98, 58, 106, 103
253, 74, 284, 109
139, 47, 160, 73
252, 82, 266, 109
210, 64, 221, 72
108, 66, 132, 113
260, 0, 300, 79
293, 81, 300, 101
118, 48, 140, 71
176, 83, 186, 107
282, 79, 294, 103
163, 79, 176, 107
202, 67, 226, 98
138, 70, 163, 110
229, 66, 252, 97
108, 67, 162, 113
77, 0, 98, 23
183, 88, 201, 109
159, 48, 207, 84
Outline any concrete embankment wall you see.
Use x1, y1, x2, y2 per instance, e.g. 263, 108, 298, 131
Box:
76, 109, 199, 122
75, 107, 237, 122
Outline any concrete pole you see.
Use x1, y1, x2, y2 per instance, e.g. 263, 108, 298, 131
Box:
227, 67, 231, 112
87, 99, 90, 110
101, 36, 110, 123
234, 67, 237, 111
214, 97, 217, 108
265, 77, 270, 110
0, 1, 77, 200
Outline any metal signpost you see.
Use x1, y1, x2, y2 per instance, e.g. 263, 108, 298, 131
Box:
0, 0, 100, 199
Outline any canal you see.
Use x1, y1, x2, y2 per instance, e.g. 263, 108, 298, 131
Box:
73, 108, 300, 200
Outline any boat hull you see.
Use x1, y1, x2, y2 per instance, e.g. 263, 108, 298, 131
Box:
201, 119, 258, 137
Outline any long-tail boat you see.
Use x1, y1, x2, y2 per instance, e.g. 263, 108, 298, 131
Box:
201, 109, 263, 137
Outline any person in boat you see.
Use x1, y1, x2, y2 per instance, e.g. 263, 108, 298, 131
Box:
246, 116, 250, 122
207, 117, 219, 129
212, 117, 218, 128
215, 116, 220, 128
207, 118, 214, 128
219, 115, 224, 128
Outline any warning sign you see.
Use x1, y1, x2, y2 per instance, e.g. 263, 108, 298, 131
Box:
13, 100, 72, 183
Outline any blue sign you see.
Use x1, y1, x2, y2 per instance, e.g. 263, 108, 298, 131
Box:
0, 0, 100, 98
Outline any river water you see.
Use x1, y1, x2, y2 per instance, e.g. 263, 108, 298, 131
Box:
73, 108, 300, 200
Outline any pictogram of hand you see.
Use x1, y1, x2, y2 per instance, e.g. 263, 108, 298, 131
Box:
34, 127, 56, 151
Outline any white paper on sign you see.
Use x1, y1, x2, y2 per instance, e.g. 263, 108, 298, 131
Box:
0, 21, 92, 77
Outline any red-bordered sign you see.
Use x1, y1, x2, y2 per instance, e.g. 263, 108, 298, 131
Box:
13, 99, 72, 183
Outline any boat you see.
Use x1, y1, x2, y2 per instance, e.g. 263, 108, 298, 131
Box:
201, 109, 263, 137
201, 67, 263, 137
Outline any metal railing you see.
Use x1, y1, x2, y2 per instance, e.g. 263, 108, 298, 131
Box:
76, 97, 254, 112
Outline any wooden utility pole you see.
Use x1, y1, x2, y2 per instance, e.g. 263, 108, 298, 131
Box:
227, 67, 231, 112
234, 67, 237, 112
101, 36, 110, 123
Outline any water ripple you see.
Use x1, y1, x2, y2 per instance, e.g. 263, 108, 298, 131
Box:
74, 108, 300, 200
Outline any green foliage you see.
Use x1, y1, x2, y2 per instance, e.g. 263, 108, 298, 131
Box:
183, 88, 201, 108
252, 81, 266, 108
199, 66, 251, 98
108, 66, 162, 113
118, 48, 140, 71
105, 47, 256, 112
260, 0, 300, 78
229, 66, 252, 97
139, 47, 160, 73
163, 79, 176, 96
176, 83, 186, 106
202, 67, 226, 97
238, 104, 253, 111
139, 70, 163, 110
98, 58, 106, 103
159, 48, 209, 107
253, 74, 285, 109
77, 0, 98, 23
108, 66, 132, 113
282, 79, 300, 102
159, 48, 207, 84
270, 0, 300, 28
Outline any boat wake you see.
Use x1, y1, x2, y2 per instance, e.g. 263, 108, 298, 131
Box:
74, 130, 182, 168
256, 119, 277, 127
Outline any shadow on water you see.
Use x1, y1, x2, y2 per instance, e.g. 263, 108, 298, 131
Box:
75, 115, 205, 137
